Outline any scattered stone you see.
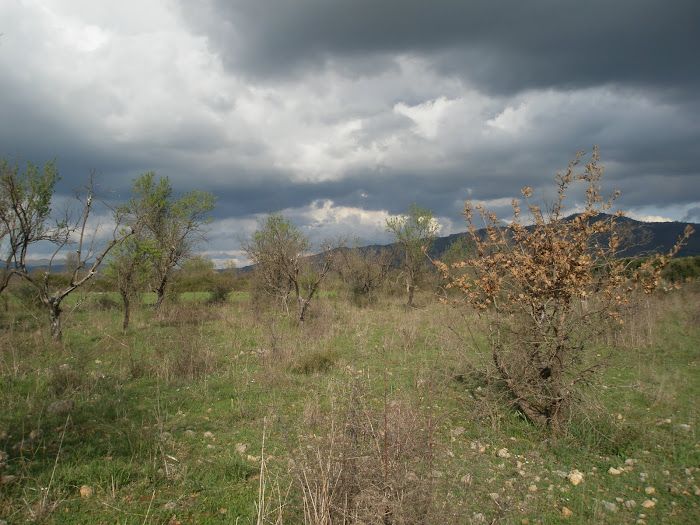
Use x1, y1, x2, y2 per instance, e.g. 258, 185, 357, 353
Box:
644, 487, 656, 495
79, 485, 94, 498
184, 430, 196, 438
1, 475, 17, 485
461, 474, 472, 485
497, 448, 511, 459
601, 500, 618, 513
641, 499, 656, 509
624, 500, 637, 510
159, 432, 173, 442
246, 455, 260, 462
568, 470, 584, 486
235, 443, 249, 455
561, 506, 573, 518
47, 400, 74, 415
203, 431, 214, 439
615, 497, 624, 503
608, 467, 622, 475
12, 439, 33, 451
206, 444, 215, 449
450, 426, 465, 439
677, 424, 691, 432
163, 501, 177, 511
625, 458, 636, 466
663, 470, 670, 476
553, 470, 568, 479
528, 484, 537, 492
488, 493, 500, 502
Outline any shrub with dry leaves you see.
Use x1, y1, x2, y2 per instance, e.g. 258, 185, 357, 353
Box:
436, 146, 693, 433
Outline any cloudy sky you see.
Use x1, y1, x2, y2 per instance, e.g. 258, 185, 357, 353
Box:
2, 0, 699, 266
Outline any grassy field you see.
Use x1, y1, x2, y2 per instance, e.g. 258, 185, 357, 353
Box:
0, 285, 698, 524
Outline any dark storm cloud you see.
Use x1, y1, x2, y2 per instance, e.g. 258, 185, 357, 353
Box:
1, 0, 698, 267
180, 0, 700, 95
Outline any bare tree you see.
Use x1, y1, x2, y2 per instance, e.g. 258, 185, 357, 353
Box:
243, 213, 343, 322
336, 242, 394, 306
0, 159, 131, 340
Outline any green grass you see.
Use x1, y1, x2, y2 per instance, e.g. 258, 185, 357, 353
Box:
1, 286, 698, 523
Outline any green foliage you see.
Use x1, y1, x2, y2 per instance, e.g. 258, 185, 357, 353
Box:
661, 255, 700, 282
110, 172, 216, 316
0, 285, 698, 523
0, 157, 60, 292
386, 202, 439, 306
243, 212, 310, 310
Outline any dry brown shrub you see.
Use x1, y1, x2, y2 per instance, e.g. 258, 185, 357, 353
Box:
292, 378, 446, 524
436, 146, 694, 433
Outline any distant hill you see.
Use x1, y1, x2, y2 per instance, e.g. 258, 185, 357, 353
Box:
428, 214, 699, 260
301, 215, 699, 271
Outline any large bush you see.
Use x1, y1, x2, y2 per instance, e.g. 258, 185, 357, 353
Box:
437, 147, 693, 432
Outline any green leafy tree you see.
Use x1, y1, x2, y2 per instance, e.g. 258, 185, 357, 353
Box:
105, 230, 158, 331
0, 158, 61, 294
386, 203, 440, 307
119, 172, 216, 310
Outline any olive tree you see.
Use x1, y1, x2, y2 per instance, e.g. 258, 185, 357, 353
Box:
386, 203, 440, 307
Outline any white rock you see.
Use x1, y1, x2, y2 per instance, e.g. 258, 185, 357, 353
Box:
568, 470, 584, 485
608, 467, 622, 475
601, 500, 618, 512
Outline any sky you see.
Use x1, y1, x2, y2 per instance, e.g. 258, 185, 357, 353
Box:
1, 0, 699, 266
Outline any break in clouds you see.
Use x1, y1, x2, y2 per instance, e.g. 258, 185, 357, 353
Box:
1, 0, 699, 266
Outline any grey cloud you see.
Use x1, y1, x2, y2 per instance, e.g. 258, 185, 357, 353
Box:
178, 0, 700, 96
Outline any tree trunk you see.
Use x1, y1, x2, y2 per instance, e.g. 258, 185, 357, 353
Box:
298, 298, 311, 323
121, 290, 131, 331
407, 282, 415, 307
155, 275, 168, 310
48, 299, 62, 342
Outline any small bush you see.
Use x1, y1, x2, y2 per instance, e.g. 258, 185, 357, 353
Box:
48, 362, 85, 396
292, 347, 339, 374
9, 282, 42, 310
91, 294, 120, 311
206, 281, 232, 305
